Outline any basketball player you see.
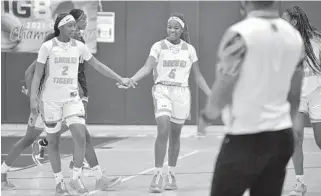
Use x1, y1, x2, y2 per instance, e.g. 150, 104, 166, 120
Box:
129, 13, 211, 193
29, 13, 135, 195
199, 1, 305, 196
282, 6, 321, 196
32, 8, 91, 169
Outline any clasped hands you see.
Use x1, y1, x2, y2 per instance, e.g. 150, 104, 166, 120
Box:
117, 77, 137, 89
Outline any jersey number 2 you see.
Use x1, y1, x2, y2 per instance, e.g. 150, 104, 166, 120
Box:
168, 68, 176, 79
62, 66, 69, 76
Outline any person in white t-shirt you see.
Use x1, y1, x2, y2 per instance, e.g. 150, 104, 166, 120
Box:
282, 6, 321, 196
29, 13, 135, 195
199, 1, 305, 196
127, 13, 211, 193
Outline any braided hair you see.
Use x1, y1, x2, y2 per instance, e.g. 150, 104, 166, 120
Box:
285, 6, 321, 74
170, 13, 191, 44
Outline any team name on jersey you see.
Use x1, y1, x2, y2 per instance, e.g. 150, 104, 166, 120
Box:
163, 60, 187, 68
54, 57, 78, 64
53, 77, 75, 84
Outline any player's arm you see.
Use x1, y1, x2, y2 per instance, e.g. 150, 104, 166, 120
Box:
131, 42, 159, 83
24, 60, 37, 95
30, 44, 49, 101
82, 44, 136, 87
287, 48, 305, 121
190, 46, 211, 96
202, 30, 247, 121
78, 70, 88, 101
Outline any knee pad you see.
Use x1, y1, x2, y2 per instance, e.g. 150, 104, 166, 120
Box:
45, 122, 62, 134
65, 115, 85, 127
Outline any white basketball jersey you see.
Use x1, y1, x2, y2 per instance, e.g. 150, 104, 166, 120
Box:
222, 14, 304, 134
38, 38, 85, 101
150, 39, 198, 87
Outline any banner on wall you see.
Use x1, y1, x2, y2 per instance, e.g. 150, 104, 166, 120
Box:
1, 0, 98, 53
97, 12, 115, 43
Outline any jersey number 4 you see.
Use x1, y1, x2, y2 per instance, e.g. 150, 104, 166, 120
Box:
168, 68, 176, 79
62, 66, 69, 76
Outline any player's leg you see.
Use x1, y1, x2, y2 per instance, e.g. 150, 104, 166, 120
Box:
250, 129, 294, 196
289, 97, 309, 196
1, 113, 44, 190
32, 123, 68, 162
165, 86, 191, 190
308, 87, 321, 150
83, 128, 122, 190
41, 101, 69, 195
68, 98, 90, 170
150, 85, 172, 193
31, 114, 49, 164
64, 98, 121, 193
312, 123, 321, 149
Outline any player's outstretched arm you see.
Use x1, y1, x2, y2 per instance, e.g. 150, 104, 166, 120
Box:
86, 57, 136, 88
130, 56, 156, 83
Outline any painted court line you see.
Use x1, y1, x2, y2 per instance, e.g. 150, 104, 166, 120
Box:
120, 150, 199, 183
1, 154, 33, 156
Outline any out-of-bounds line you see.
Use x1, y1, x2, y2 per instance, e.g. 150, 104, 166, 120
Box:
120, 150, 199, 183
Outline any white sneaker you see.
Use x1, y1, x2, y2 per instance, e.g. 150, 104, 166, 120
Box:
288, 180, 307, 196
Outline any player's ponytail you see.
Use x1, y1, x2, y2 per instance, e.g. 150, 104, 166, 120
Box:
170, 13, 191, 44
286, 6, 321, 74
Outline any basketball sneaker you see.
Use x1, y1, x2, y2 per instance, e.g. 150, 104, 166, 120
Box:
55, 180, 69, 196
31, 140, 45, 165
288, 180, 307, 196
69, 178, 89, 194
95, 175, 122, 191
1, 173, 15, 190
149, 171, 163, 193
164, 171, 177, 190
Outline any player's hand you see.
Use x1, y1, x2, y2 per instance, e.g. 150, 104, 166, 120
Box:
30, 97, 38, 115
118, 78, 137, 89
21, 86, 28, 96
197, 109, 216, 137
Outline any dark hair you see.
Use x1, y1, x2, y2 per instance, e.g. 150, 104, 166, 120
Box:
169, 13, 190, 44
286, 6, 321, 74
69, 9, 84, 20
54, 13, 70, 37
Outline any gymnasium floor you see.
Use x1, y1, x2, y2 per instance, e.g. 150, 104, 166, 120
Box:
1, 125, 321, 196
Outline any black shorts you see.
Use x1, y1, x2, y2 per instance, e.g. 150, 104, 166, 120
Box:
211, 128, 294, 196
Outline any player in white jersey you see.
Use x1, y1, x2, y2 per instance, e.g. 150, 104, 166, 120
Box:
127, 13, 211, 193
282, 6, 321, 196
199, 1, 305, 196
29, 13, 135, 195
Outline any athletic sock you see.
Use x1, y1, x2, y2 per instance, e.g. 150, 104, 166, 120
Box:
296, 175, 304, 183
54, 172, 64, 185
168, 166, 175, 175
1, 162, 10, 174
92, 165, 103, 180
155, 167, 162, 174
72, 167, 82, 180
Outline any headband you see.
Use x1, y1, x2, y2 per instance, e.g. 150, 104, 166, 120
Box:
168, 16, 185, 28
58, 15, 75, 28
